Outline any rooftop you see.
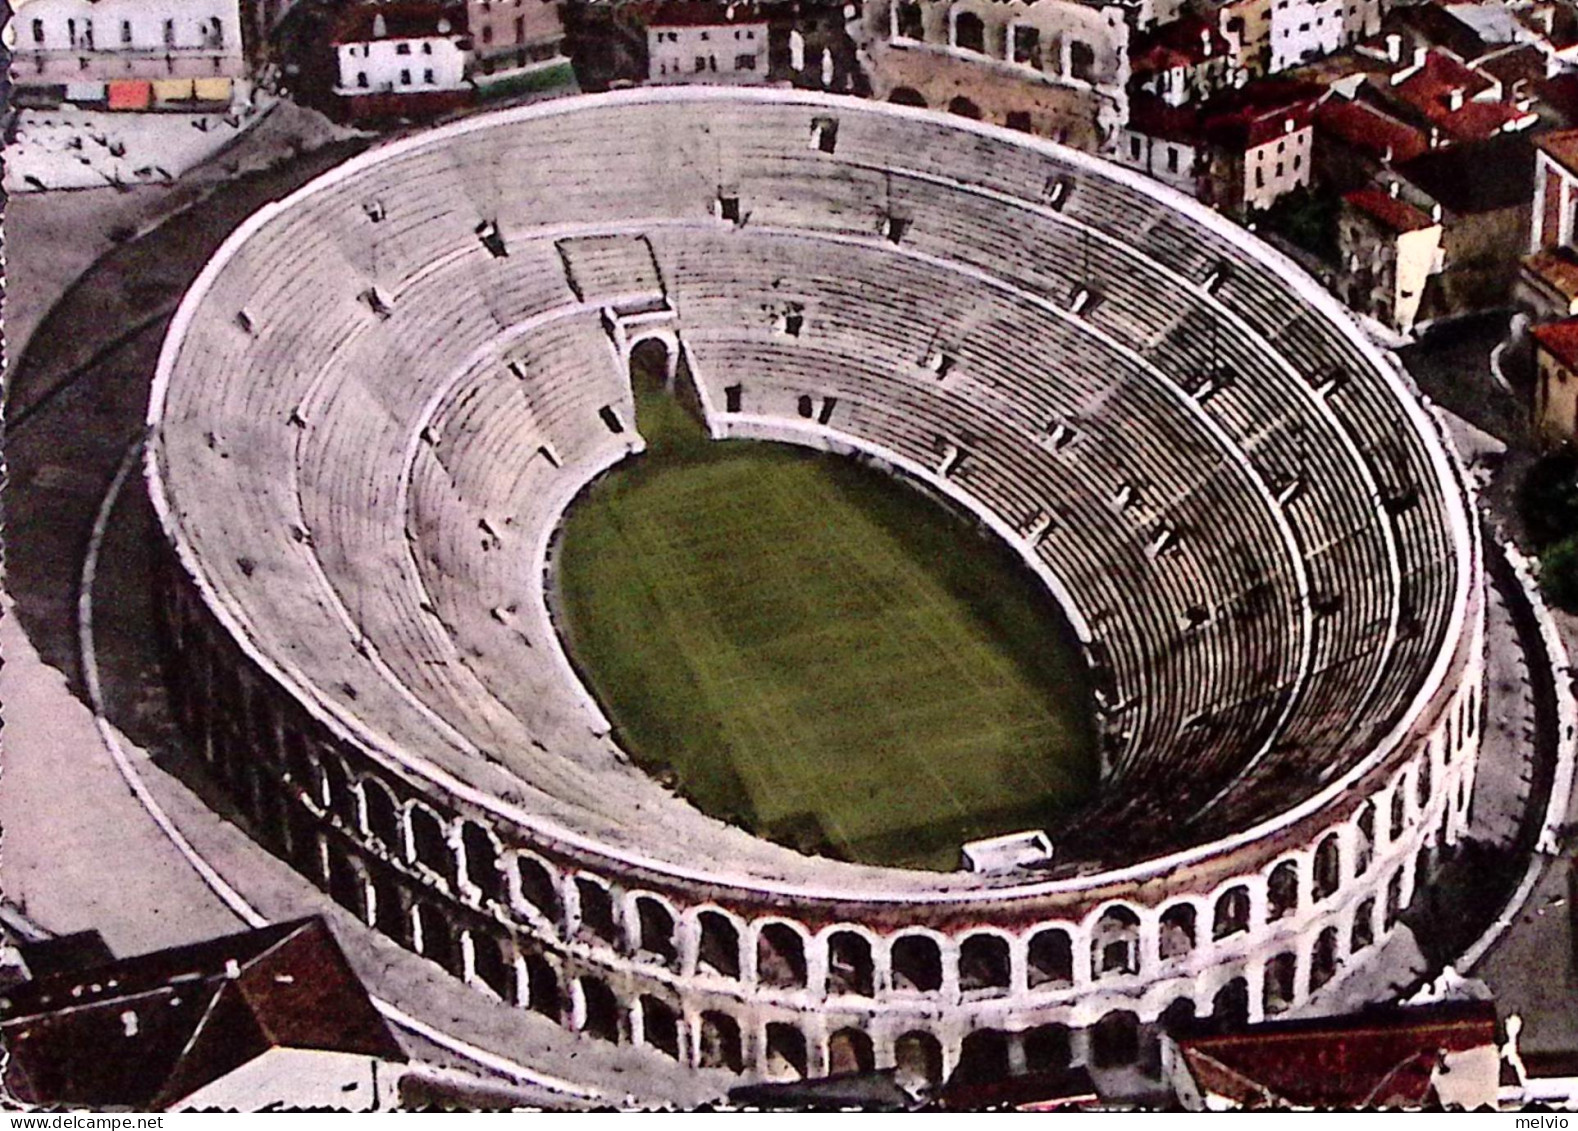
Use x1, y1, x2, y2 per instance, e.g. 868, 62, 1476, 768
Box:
1172, 1000, 1498, 1109
330, 1, 467, 45
1532, 315, 1578, 369
1316, 97, 1430, 163
1538, 127, 1578, 177
1, 917, 404, 1109
1345, 186, 1439, 232
649, 1, 765, 27
1131, 13, 1232, 75
1523, 246, 1578, 300
1386, 48, 1534, 144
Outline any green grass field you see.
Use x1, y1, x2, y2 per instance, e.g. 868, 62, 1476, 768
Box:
554, 376, 1098, 871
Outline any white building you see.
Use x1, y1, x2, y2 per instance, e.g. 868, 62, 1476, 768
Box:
647, 1, 770, 85
1268, 0, 1344, 72
9, 0, 245, 107
332, 1, 471, 103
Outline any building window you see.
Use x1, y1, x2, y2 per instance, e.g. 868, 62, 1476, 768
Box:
1069, 41, 1097, 82
1294, 154, 1302, 170
736, 53, 756, 69
357, 71, 369, 87
164, 18, 176, 45
482, 25, 493, 43
32, 17, 43, 43
397, 42, 411, 54
515, 15, 525, 41
695, 54, 708, 71
121, 19, 133, 44
67, 17, 77, 46
1256, 167, 1265, 188
1012, 24, 1042, 68
1167, 147, 1178, 173
1276, 162, 1284, 176
400, 67, 411, 83
423, 41, 432, 53
1130, 136, 1142, 160
700, 29, 710, 40
896, 1, 924, 39
424, 67, 434, 82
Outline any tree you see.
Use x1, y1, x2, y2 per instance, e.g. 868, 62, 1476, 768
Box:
1540, 535, 1578, 614
1520, 448, 1578, 549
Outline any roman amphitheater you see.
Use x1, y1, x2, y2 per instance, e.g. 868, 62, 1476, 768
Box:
145, 88, 1486, 1092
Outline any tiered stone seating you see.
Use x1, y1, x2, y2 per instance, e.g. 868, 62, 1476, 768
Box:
149, 89, 1470, 889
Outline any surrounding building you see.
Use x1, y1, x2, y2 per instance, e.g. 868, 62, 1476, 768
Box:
647, 1, 770, 85
0, 918, 406, 1111
1335, 185, 1443, 333
1313, 95, 1429, 193
859, 0, 1132, 149
467, 0, 569, 86
1130, 12, 1235, 105
331, 0, 473, 121
1269, 0, 1345, 73
1163, 1001, 1502, 1110
1388, 130, 1536, 312
1115, 94, 1210, 195
1531, 128, 1578, 251
1532, 316, 1578, 446
9, 0, 247, 109
1193, 0, 1274, 77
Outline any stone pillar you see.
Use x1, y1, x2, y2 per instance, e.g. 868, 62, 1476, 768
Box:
806, 933, 829, 1000
678, 915, 701, 978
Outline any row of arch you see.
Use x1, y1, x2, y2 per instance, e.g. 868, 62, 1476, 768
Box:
155, 557, 1479, 1084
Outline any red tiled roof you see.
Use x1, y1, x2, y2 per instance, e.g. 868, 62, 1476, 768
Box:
1174, 1002, 1498, 1110
330, 1, 466, 45
1523, 247, 1578, 301
1345, 187, 1438, 232
650, 1, 765, 27
1316, 98, 1429, 163
1, 918, 404, 1109
1131, 14, 1232, 76
1538, 129, 1578, 178
1537, 74, 1578, 127
1128, 92, 1207, 144
1386, 48, 1534, 143
1533, 317, 1578, 369
1130, 81, 1323, 150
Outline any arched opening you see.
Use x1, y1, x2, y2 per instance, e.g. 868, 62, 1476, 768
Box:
765, 1022, 808, 1081
959, 933, 1011, 995
408, 806, 452, 883
636, 897, 679, 968
1159, 903, 1197, 961
951, 9, 985, 51
640, 996, 681, 1059
1212, 977, 1250, 1027
888, 86, 927, 107
321, 756, 355, 827
369, 871, 408, 946
629, 335, 674, 394
1351, 898, 1376, 952
461, 821, 502, 905
1028, 928, 1074, 988
891, 934, 943, 993
954, 1029, 1011, 1086
576, 878, 619, 945
415, 902, 461, 978
1390, 788, 1406, 841
1091, 1010, 1140, 1068
1356, 803, 1375, 875
756, 923, 808, 989
578, 977, 621, 1043
700, 1011, 745, 1072
1213, 886, 1250, 939
1385, 867, 1405, 928
1267, 860, 1300, 921
895, 1, 924, 40
1418, 755, 1432, 808
828, 1027, 875, 1076
327, 847, 364, 917
472, 931, 513, 1001
698, 910, 742, 979
1310, 926, 1339, 993
524, 953, 560, 1020
284, 733, 317, 799
1024, 1024, 1072, 1073
517, 856, 560, 923
1263, 951, 1297, 1015
1161, 996, 1198, 1035
1091, 906, 1141, 978
947, 95, 983, 120
1313, 835, 1342, 902
826, 931, 874, 996
361, 779, 401, 850
893, 1031, 944, 1088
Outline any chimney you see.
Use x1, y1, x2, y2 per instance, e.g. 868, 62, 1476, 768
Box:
1446, 86, 1464, 111
1430, 201, 1442, 222
1386, 32, 1401, 63
1202, 27, 1213, 56
1389, 179, 1400, 198
1413, 45, 1428, 69
372, 11, 386, 36
1429, 124, 1442, 148
1382, 142, 1393, 162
